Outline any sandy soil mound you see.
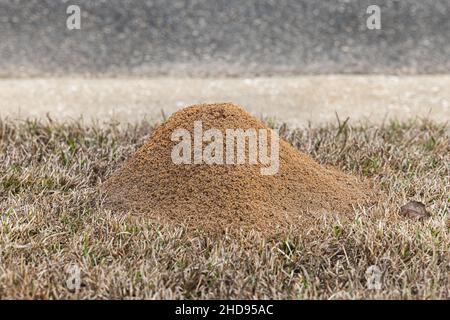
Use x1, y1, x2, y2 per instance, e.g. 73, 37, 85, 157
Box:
104, 103, 368, 235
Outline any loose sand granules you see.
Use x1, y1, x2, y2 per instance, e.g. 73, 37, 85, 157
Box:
104, 103, 368, 235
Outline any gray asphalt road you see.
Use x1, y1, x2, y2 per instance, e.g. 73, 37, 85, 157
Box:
1, 0, 450, 77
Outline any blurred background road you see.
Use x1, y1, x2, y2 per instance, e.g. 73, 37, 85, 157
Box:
1, 0, 449, 125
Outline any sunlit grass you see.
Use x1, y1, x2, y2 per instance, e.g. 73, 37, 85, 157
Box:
0, 118, 448, 299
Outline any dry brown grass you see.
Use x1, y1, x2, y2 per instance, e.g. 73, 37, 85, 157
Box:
0, 117, 448, 299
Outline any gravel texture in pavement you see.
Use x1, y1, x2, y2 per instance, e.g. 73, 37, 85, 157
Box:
1, 0, 450, 77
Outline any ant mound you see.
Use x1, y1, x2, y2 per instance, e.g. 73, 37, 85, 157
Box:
104, 103, 368, 236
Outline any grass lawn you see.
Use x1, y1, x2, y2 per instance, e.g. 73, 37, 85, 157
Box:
0, 118, 448, 299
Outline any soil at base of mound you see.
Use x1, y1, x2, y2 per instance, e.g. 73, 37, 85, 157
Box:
104, 103, 369, 236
